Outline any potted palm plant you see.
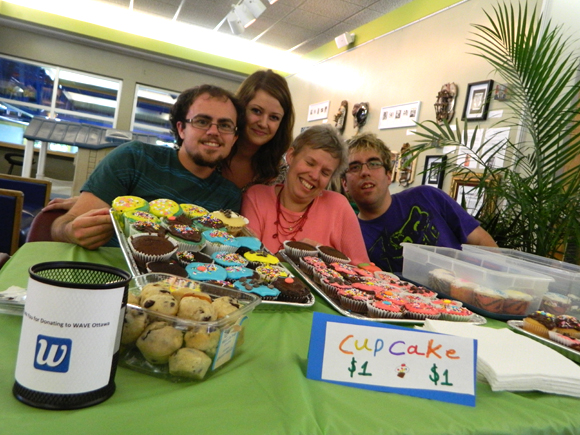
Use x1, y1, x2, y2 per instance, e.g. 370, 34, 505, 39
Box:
411, 1, 580, 260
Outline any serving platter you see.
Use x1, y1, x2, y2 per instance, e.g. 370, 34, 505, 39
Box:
507, 320, 580, 364
280, 252, 486, 326
111, 210, 315, 308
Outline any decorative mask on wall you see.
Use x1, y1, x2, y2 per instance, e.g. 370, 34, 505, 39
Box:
434, 83, 457, 124
352, 102, 369, 129
334, 100, 348, 134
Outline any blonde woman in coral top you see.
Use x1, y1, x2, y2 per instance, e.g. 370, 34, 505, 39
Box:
241, 125, 369, 265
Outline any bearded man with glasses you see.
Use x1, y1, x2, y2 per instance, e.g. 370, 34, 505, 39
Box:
52, 85, 243, 250
341, 133, 496, 273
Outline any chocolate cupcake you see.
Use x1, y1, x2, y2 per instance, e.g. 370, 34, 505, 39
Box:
146, 259, 188, 277
272, 276, 310, 303
175, 251, 212, 267
283, 241, 318, 261
129, 233, 178, 264
166, 223, 205, 252
317, 245, 350, 264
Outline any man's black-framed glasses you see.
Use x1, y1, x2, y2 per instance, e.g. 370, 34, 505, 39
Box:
185, 116, 237, 134
346, 159, 385, 174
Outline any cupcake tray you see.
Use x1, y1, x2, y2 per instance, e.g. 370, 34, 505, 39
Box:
111, 210, 315, 308
507, 320, 580, 364
280, 252, 486, 325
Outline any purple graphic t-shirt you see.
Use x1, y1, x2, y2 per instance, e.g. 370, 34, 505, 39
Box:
358, 185, 480, 273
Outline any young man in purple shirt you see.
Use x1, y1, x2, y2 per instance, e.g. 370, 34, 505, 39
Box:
341, 133, 497, 273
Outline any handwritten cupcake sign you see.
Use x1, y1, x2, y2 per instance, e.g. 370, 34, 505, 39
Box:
307, 312, 477, 406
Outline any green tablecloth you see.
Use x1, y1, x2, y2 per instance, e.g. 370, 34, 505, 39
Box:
1, 242, 579, 435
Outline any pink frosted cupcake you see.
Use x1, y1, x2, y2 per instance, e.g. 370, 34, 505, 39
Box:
548, 331, 580, 349
403, 302, 441, 320
352, 280, 385, 296
320, 277, 353, 300
299, 256, 326, 277
313, 266, 343, 285
338, 289, 371, 314
368, 300, 403, 319
439, 305, 474, 322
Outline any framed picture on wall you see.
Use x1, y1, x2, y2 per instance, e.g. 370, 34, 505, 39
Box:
449, 174, 484, 216
378, 101, 421, 129
422, 155, 447, 189
461, 80, 494, 121
307, 101, 330, 122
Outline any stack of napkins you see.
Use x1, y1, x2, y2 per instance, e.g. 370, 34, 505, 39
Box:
420, 320, 580, 398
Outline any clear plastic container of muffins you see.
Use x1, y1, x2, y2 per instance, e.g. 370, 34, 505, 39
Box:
401, 243, 554, 318
119, 273, 261, 382
461, 245, 580, 317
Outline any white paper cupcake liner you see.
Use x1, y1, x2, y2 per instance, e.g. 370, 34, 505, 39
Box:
128, 234, 178, 264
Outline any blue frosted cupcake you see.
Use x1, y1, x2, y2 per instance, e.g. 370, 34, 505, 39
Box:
185, 262, 227, 282
224, 265, 256, 281
234, 278, 280, 300
202, 230, 241, 254
212, 252, 249, 267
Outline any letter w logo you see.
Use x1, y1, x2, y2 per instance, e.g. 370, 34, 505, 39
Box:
34, 335, 72, 373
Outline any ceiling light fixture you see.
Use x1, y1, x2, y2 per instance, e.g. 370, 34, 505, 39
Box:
234, 4, 256, 28
243, 0, 266, 19
267, 0, 278, 4
227, 10, 244, 35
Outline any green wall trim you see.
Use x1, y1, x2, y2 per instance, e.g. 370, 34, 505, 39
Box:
305, 0, 466, 63
0, 2, 265, 76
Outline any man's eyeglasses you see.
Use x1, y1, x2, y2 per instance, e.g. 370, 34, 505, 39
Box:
346, 160, 385, 174
185, 117, 237, 134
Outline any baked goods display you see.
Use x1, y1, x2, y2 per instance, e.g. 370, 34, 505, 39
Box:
110, 198, 314, 307
120, 273, 261, 381
426, 268, 539, 319
280, 251, 484, 324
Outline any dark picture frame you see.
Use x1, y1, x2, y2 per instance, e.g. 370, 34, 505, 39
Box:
422, 155, 447, 189
461, 80, 494, 121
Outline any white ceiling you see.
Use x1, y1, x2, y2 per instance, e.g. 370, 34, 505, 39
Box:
99, 0, 414, 55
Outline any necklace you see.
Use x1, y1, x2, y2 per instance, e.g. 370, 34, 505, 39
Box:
273, 185, 314, 249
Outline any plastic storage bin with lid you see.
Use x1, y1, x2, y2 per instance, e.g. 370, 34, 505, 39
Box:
461, 245, 580, 317
401, 243, 554, 317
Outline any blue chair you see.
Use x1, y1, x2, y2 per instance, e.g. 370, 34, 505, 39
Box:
0, 188, 24, 255
0, 174, 52, 244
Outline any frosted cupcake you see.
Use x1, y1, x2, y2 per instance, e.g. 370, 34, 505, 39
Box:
439, 305, 474, 322
320, 277, 352, 300
368, 300, 403, 319
194, 215, 226, 232
338, 289, 371, 314
175, 251, 212, 267
149, 198, 182, 218
403, 302, 441, 320
212, 252, 249, 268
256, 265, 289, 283
244, 250, 280, 269
123, 210, 159, 236
210, 210, 248, 236
202, 230, 240, 254
130, 221, 165, 237
180, 204, 209, 219
166, 224, 205, 252
185, 262, 228, 282
112, 195, 149, 213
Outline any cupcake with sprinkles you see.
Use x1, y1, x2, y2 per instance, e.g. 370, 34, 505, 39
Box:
403, 302, 441, 320
185, 262, 227, 282
123, 210, 159, 236
166, 223, 205, 252
320, 277, 352, 301
244, 250, 280, 269
273, 276, 310, 303
299, 256, 326, 277
338, 288, 371, 314
194, 215, 226, 232
212, 252, 249, 268
130, 220, 165, 237
202, 229, 240, 254
149, 198, 182, 218
439, 305, 474, 322
112, 195, 149, 213
210, 209, 248, 236
180, 204, 209, 219
224, 265, 256, 281
176, 250, 212, 267
256, 265, 289, 283
368, 300, 403, 319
